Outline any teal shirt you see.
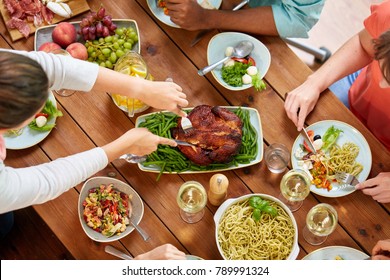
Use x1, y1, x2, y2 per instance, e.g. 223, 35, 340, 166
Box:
249, 0, 325, 38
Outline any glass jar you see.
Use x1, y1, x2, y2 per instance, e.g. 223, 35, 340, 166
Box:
112, 51, 151, 116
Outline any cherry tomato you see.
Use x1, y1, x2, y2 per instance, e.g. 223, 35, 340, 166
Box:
232, 57, 248, 64
247, 56, 256, 66
35, 113, 49, 118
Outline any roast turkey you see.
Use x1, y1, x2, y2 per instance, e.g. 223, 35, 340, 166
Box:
172, 105, 243, 165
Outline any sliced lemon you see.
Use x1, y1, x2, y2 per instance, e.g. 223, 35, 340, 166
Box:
130, 65, 147, 78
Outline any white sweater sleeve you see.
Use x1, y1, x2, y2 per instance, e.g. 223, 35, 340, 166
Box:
0, 147, 108, 214
2, 48, 99, 92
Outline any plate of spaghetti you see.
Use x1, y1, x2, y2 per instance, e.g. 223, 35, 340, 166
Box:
291, 120, 372, 198
214, 194, 299, 260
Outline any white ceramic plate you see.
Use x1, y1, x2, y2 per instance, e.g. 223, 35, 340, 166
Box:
146, 0, 222, 28
186, 255, 204, 260
78, 177, 144, 243
207, 32, 271, 91
302, 246, 369, 260
4, 92, 58, 150
135, 106, 263, 174
291, 120, 372, 198
34, 19, 140, 53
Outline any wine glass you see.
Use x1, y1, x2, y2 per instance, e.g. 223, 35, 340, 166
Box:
176, 181, 207, 224
303, 203, 338, 245
49, 49, 76, 97
279, 169, 311, 212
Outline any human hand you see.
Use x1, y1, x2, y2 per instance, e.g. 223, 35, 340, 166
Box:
138, 79, 188, 117
165, 0, 207, 30
371, 239, 390, 260
134, 244, 186, 260
284, 79, 322, 131
102, 128, 177, 162
355, 172, 390, 203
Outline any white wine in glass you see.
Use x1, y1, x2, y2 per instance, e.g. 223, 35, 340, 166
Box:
176, 181, 207, 224
303, 203, 338, 245
279, 169, 311, 212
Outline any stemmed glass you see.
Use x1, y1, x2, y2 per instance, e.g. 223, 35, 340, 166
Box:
303, 203, 338, 245
176, 181, 207, 224
279, 169, 311, 212
49, 49, 76, 97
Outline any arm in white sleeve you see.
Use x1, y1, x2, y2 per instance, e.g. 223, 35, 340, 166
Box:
0, 147, 108, 214
250, 0, 325, 38
0, 48, 99, 91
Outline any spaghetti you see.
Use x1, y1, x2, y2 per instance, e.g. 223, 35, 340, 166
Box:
218, 199, 295, 260
328, 143, 363, 176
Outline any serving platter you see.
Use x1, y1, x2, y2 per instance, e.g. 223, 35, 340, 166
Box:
291, 120, 372, 198
146, 0, 222, 28
207, 32, 271, 91
34, 19, 140, 53
302, 246, 369, 260
135, 106, 263, 174
4, 92, 58, 150
0, 0, 90, 42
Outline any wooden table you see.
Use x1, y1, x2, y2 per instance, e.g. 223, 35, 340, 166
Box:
1, 0, 389, 260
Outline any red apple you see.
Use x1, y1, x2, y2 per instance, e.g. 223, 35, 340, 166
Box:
66, 42, 88, 60
52, 22, 77, 48
38, 42, 62, 53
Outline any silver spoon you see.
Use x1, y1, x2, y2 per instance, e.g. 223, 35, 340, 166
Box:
198, 40, 254, 76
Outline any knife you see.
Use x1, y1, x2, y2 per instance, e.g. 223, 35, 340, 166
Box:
301, 127, 317, 154
190, 0, 250, 47
174, 139, 196, 147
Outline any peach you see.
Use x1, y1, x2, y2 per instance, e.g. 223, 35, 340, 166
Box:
38, 42, 62, 53
66, 42, 88, 60
52, 22, 77, 48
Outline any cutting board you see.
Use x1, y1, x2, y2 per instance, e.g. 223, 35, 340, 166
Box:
0, 0, 90, 42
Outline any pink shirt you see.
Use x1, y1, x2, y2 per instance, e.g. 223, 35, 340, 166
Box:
349, 0, 390, 150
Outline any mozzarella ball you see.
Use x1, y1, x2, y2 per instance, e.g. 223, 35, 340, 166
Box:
242, 74, 252, 84
36, 116, 47, 128
225, 46, 234, 57
247, 66, 258, 76
223, 58, 235, 67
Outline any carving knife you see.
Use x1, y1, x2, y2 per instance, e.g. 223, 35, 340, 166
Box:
300, 127, 317, 154
190, 0, 250, 47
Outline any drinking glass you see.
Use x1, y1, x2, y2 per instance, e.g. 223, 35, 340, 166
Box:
264, 143, 290, 173
279, 169, 311, 212
303, 203, 338, 245
112, 51, 150, 117
176, 181, 207, 224
49, 49, 76, 97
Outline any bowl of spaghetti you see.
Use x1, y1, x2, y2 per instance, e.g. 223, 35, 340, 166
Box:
214, 193, 299, 260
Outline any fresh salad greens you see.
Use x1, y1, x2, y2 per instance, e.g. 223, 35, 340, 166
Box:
321, 125, 343, 151
221, 61, 266, 91
28, 100, 63, 132
248, 196, 278, 221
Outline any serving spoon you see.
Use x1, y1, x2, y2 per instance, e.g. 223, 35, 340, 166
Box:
198, 40, 254, 76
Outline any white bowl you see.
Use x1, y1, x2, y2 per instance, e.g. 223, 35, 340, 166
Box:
78, 176, 144, 242
207, 32, 271, 91
214, 193, 299, 260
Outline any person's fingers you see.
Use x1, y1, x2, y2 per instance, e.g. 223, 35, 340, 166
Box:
355, 177, 381, 190
297, 106, 307, 131
159, 137, 177, 147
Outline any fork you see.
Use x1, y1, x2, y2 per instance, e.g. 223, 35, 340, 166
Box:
334, 172, 359, 190
165, 77, 193, 134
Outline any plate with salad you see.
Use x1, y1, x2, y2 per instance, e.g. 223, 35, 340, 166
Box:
291, 120, 372, 198
207, 32, 270, 91
147, 0, 222, 28
4, 92, 63, 149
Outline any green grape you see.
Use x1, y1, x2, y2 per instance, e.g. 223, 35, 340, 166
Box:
98, 54, 106, 61
92, 40, 99, 45
87, 46, 94, 54
87, 57, 94, 62
104, 36, 113, 43
113, 42, 120, 50
90, 51, 97, 58
99, 38, 105, 44
123, 42, 132, 49
115, 49, 125, 58
110, 52, 117, 63
105, 60, 113, 69
99, 62, 106, 67
126, 39, 134, 45
115, 28, 124, 36
101, 48, 111, 55
117, 39, 125, 46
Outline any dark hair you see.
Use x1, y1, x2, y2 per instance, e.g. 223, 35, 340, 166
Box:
0, 51, 48, 129
374, 29, 390, 84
